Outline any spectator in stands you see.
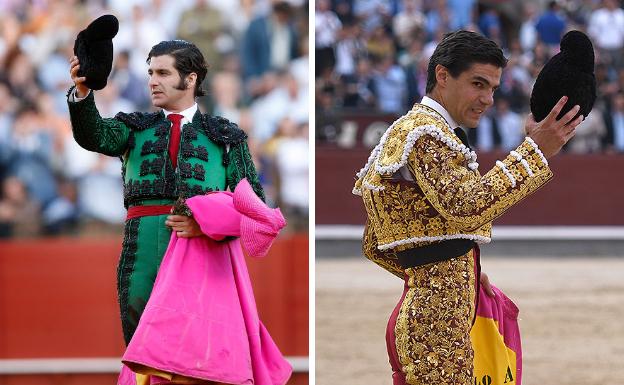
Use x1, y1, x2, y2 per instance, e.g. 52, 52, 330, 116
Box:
242, 1, 299, 95
519, 3, 538, 53
393, 0, 426, 50
605, 91, 624, 152
354, 0, 391, 34
315, 0, 342, 77
275, 121, 309, 231
115, 4, 168, 77
424, 0, 451, 40
7, 104, 76, 234
110, 50, 150, 111
366, 25, 396, 61
447, 0, 475, 31
372, 55, 407, 113
493, 96, 524, 151
535, 1, 567, 51
211, 70, 243, 123
251, 71, 307, 143
478, 5, 502, 45
0, 176, 41, 238
567, 107, 607, 153
8, 105, 58, 209
334, 21, 367, 78
5, 50, 40, 106
341, 57, 377, 108
177, 0, 224, 72
0, 82, 17, 168
405, 51, 429, 106
588, 0, 624, 69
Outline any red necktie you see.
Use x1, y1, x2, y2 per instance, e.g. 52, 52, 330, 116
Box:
167, 113, 183, 169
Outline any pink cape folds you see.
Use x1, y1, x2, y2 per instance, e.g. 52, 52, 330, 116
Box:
118, 180, 292, 385
471, 284, 523, 385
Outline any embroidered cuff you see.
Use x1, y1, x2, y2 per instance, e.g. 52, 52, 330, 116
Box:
510, 150, 534, 177
515, 138, 551, 176
525, 137, 549, 166
496, 160, 516, 188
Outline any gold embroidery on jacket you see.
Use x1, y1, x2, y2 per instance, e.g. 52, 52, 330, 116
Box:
356, 104, 553, 259
362, 220, 403, 278
394, 251, 476, 385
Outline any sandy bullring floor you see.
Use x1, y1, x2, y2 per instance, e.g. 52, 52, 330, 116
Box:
316, 256, 624, 385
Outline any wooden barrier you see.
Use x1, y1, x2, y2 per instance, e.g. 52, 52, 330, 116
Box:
0, 234, 308, 384
317, 146, 624, 226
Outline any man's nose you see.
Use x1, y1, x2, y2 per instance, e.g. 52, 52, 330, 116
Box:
481, 91, 494, 107
148, 76, 157, 87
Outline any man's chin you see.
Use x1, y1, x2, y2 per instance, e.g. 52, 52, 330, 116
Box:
466, 117, 480, 129
151, 99, 165, 108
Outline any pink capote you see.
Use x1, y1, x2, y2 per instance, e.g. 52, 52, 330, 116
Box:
118, 179, 292, 385
475, 284, 523, 385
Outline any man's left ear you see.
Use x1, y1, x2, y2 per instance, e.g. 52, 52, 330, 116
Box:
435, 64, 449, 88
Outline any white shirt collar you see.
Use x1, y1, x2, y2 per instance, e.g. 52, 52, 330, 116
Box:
421, 95, 459, 129
163, 103, 198, 125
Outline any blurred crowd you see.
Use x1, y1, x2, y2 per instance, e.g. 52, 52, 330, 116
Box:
315, 0, 624, 155
0, 0, 309, 238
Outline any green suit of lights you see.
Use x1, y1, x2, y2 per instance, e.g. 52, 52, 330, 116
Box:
67, 88, 265, 344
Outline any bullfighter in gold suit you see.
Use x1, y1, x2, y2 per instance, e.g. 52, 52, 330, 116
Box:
353, 31, 584, 385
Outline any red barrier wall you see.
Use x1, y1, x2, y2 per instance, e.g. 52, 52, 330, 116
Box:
0, 235, 308, 383
317, 146, 624, 225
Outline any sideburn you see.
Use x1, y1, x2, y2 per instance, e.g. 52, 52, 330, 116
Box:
174, 76, 186, 91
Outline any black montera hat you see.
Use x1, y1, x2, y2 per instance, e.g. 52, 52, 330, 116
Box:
530, 30, 596, 122
73, 14, 119, 90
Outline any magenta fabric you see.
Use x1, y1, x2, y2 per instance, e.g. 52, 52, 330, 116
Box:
118, 180, 291, 385
385, 277, 408, 385
475, 284, 523, 385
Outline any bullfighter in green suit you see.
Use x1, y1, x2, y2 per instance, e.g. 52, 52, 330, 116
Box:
68, 39, 264, 345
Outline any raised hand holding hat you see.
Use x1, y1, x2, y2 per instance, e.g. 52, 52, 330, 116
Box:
73, 14, 119, 91
530, 30, 596, 123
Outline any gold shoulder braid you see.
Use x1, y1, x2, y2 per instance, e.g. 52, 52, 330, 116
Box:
354, 104, 553, 269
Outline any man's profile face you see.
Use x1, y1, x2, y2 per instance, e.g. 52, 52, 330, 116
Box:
147, 54, 189, 110
438, 63, 501, 128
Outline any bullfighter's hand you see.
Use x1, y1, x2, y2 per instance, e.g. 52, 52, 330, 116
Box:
480, 271, 495, 298
165, 215, 203, 238
69, 56, 90, 98
525, 95, 584, 158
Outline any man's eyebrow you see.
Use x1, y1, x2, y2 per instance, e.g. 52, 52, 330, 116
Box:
472, 75, 499, 88
148, 68, 171, 74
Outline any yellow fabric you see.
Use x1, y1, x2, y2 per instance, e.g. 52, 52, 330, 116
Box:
471, 316, 517, 385
357, 103, 552, 258
131, 364, 218, 384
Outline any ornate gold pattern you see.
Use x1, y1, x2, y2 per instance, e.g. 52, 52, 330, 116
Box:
362, 220, 403, 278
356, 104, 553, 258
395, 251, 476, 385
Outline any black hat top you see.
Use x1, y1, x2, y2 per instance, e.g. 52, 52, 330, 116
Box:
559, 30, 595, 74
529, 29, 597, 122
82, 14, 119, 41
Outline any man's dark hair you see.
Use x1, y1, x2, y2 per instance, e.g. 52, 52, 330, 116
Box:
147, 40, 208, 97
426, 30, 508, 94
